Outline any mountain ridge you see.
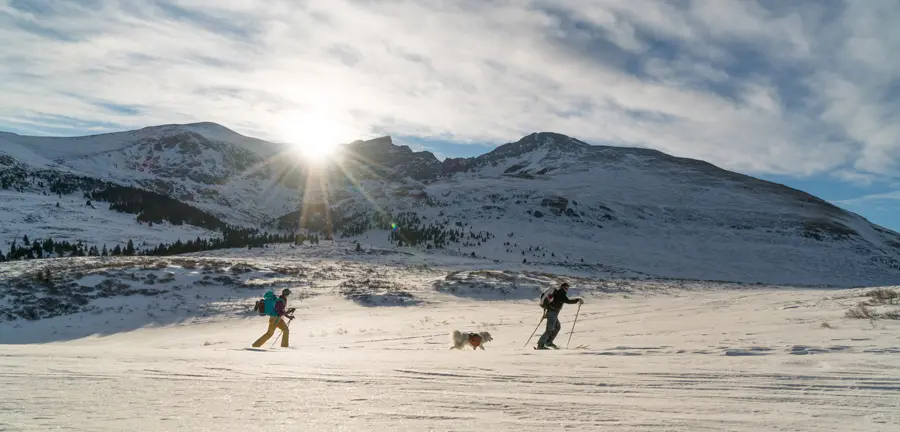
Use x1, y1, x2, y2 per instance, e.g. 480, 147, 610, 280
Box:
2, 122, 899, 287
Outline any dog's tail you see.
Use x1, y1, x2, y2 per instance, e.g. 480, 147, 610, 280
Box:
451, 330, 463, 340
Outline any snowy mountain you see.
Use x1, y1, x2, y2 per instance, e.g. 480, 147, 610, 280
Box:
5, 126, 898, 432
281, 132, 900, 287
0, 123, 297, 225
2, 124, 900, 286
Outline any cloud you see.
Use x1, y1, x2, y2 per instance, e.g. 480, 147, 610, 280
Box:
837, 190, 900, 206
2, 0, 900, 181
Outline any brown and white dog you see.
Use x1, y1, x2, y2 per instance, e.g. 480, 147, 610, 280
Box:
450, 330, 493, 350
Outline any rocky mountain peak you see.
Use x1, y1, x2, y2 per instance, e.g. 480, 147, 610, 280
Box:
342, 136, 441, 181
349, 135, 395, 150
131, 122, 281, 158
485, 132, 589, 159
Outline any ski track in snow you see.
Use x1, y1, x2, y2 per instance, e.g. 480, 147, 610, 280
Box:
1, 251, 899, 431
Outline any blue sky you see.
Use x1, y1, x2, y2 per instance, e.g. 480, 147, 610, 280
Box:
2, 0, 900, 231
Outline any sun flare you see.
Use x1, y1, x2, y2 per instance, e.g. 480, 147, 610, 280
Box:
279, 112, 347, 164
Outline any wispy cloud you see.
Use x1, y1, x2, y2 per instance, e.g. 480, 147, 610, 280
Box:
837, 190, 900, 206
2, 0, 900, 181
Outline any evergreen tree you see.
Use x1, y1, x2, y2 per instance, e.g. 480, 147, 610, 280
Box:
23, 234, 29, 245
112, 245, 122, 256
101, 244, 108, 257
125, 239, 135, 256
355, 242, 362, 252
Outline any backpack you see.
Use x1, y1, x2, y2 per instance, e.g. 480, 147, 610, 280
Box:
539, 287, 555, 309
253, 298, 266, 316
253, 291, 281, 317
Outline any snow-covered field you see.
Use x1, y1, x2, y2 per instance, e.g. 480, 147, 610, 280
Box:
1, 246, 899, 431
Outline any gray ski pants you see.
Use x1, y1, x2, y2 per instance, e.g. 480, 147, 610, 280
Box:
537, 309, 561, 346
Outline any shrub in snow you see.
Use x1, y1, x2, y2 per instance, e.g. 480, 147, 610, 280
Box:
865, 288, 899, 305
845, 304, 875, 319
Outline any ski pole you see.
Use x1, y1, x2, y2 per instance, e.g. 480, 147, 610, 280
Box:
566, 303, 582, 349
524, 314, 545, 348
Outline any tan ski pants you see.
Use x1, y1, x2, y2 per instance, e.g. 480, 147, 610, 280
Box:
253, 316, 289, 347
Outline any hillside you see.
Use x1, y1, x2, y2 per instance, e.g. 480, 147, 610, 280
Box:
0, 123, 299, 225
284, 132, 900, 286
2, 124, 900, 286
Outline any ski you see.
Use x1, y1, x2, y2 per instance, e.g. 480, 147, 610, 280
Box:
533, 345, 589, 350
235, 347, 274, 352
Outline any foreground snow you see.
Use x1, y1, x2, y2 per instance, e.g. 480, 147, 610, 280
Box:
1, 251, 899, 431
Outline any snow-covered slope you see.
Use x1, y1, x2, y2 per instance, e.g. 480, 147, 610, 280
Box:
3, 125, 900, 286
0, 123, 299, 225
0, 190, 218, 255
0, 122, 278, 163
1, 251, 898, 431
287, 133, 900, 286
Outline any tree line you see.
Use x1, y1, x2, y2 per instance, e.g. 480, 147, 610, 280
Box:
0, 230, 325, 263
1, 235, 137, 261
387, 212, 494, 249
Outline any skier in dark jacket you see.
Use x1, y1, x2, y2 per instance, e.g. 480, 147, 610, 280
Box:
536, 282, 583, 349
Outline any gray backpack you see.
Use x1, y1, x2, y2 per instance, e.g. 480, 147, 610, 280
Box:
539, 287, 555, 309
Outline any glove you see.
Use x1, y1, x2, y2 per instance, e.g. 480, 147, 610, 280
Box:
577, 298, 584, 305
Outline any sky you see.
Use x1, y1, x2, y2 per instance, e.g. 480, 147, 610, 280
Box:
1, 0, 900, 231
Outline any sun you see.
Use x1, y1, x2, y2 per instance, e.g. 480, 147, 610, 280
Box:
278, 112, 346, 164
